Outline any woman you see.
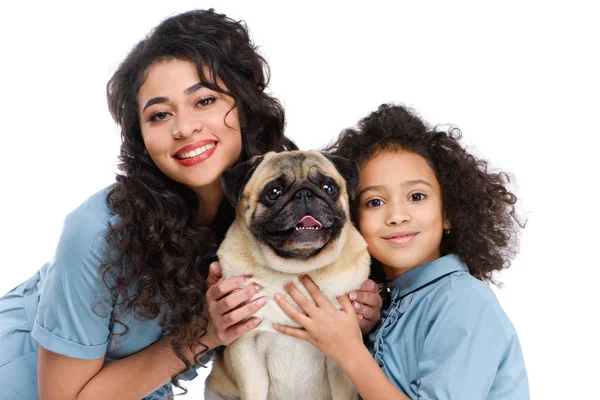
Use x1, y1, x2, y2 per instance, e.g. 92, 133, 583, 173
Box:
0, 9, 381, 400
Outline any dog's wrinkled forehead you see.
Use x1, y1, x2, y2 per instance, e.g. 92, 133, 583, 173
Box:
252, 151, 340, 188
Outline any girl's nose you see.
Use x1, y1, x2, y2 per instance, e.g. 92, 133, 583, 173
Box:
385, 202, 411, 226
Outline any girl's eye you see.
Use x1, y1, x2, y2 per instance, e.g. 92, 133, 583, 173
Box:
197, 96, 216, 107
365, 198, 384, 208
149, 111, 170, 122
410, 193, 426, 201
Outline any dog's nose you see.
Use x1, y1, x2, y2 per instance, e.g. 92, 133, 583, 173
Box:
294, 188, 313, 199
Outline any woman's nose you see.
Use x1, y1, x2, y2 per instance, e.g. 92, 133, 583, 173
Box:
173, 108, 203, 138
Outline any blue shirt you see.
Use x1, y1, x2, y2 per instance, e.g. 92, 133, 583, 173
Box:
2, 187, 207, 399
367, 254, 529, 399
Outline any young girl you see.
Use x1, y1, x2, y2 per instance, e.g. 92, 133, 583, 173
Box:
273, 104, 529, 399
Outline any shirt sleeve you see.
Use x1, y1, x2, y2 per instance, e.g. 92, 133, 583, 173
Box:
415, 289, 508, 399
32, 210, 113, 360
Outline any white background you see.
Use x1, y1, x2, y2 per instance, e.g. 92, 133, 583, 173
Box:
0, 1, 598, 398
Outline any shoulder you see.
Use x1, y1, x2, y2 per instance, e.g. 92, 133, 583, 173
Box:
425, 271, 517, 340
51, 185, 118, 275
64, 185, 116, 228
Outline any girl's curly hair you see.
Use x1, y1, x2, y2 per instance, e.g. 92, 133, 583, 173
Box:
102, 9, 296, 390
327, 103, 523, 283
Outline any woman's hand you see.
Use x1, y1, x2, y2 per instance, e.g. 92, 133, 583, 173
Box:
349, 279, 383, 335
272, 275, 364, 366
204, 262, 266, 346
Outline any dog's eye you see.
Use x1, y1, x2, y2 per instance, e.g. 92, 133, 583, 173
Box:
322, 183, 336, 196
267, 187, 283, 200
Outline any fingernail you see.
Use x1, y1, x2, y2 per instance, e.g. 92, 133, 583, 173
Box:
273, 323, 281, 330
354, 302, 361, 310
256, 297, 266, 306
358, 314, 363, 321
255, 284, 263, 291
349, 292, 357, 301
254, 317, 263, 326
274, 293, 283, 301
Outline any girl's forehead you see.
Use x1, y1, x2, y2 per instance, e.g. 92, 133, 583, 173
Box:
359, 150, 440, 188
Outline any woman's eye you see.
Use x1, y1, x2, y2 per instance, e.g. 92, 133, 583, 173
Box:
197, 96, 216, 107
267, 187, 283, 201
365, 199, 384, 208
322, 183, 337, 196
149, 111, 170, 122
410, 193, 426, 201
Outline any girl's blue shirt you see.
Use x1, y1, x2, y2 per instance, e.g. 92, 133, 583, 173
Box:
367, 254, 529, 399
0, 186, 207, 400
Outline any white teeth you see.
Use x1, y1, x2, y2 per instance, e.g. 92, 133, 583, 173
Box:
295, 226, 321, 231
177, 143, 216, 159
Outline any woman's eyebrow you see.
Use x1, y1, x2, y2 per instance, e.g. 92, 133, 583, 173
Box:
185, 82, 205, 95
142, 96, 168, 112
142, 82, 206, 113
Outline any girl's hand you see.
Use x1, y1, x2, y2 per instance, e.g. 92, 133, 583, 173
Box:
272, 275, 364, 366
349, 279, 383, 335
205, 262, 266, 346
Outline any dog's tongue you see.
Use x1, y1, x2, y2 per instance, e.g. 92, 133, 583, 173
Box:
296, 215, 323, 229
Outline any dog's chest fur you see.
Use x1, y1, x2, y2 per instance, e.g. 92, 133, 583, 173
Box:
218, 222, 370, 331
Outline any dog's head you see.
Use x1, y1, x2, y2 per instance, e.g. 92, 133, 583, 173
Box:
221, 151, 359, 273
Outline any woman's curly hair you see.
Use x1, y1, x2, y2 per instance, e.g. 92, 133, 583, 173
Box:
327, 103, 523, 283
102, 9, 296, 390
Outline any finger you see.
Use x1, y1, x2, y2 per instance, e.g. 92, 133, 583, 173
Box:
225, 317, 263, 342
206, 275, 250, 301
337, 294, 356, 315
216, 283, 263, 315
207, 262, 223, 288
359, 279, 379, 294
220, 296, 267, 327
274, 293, 311, 327
299, 275, 335, 310
272, 323, 310, 342
353, 290, 382, 310
284, 282, 317, 315
356, 302, 380, 322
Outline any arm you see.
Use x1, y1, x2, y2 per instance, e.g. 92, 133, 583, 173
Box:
273, 275, 409, 400
39, 261, 265, 400
36, 201, 266, 400
39, 334, 218, 400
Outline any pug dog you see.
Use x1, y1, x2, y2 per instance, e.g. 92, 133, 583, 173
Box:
204, 150, 371, 400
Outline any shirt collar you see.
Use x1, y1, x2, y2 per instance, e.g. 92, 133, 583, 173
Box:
388, 254, 468, 299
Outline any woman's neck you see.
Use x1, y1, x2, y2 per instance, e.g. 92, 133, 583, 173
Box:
192, 180, 226, 225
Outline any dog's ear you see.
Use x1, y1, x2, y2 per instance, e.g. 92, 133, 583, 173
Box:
221, 155, 264, 207
322, 154, 360, 200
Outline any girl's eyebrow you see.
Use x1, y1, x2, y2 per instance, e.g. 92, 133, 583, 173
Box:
357, 185, 386, 197
403, 179, 433, 188
358, 180, 433, 197
142, 82, 206, 112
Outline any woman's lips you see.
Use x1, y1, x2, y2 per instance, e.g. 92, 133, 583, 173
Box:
384, 232, 418, 245
173, 140, 218, 167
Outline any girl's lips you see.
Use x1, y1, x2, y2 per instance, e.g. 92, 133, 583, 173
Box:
174, 142, 218, 167
384, 233, 418, 245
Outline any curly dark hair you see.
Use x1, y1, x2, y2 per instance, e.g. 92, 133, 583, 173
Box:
327, 103, 523, 284
101, 9, 297, 389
